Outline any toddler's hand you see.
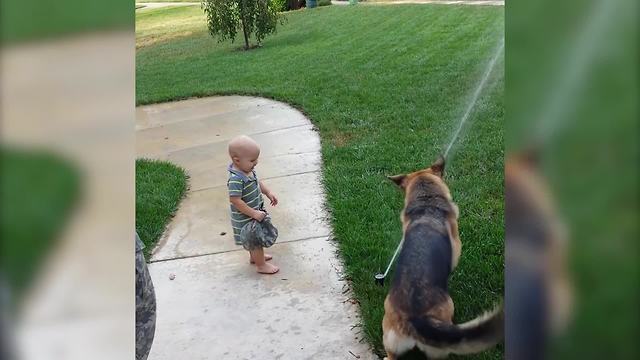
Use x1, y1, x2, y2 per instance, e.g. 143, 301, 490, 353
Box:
253, 210, 267, 222
267, 193, 278, 206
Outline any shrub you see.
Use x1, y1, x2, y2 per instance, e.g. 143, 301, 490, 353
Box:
270, 0, 288, 12
318, 0, 331, 6
202, 0, 284, 50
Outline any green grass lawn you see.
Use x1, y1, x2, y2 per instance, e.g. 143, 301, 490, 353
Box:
136, 159, 188, 258
137, 5, 504, 358
136, 4, 204, 48
1, 148, 80, 303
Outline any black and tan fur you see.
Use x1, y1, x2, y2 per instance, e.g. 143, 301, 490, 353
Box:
382, 157, 503, 359
505, 151, 572, 359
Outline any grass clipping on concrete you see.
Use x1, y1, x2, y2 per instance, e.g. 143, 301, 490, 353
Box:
136, 159, 188, 258
136, 5, 504, 359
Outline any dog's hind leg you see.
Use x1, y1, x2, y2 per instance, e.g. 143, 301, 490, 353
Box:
383, 352, 397, 360
447, 216, 462, 269
383, 327, 415, 360
383, 298, 415, 360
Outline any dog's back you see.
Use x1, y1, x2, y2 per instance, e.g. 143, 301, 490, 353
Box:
390, 221, 452, 314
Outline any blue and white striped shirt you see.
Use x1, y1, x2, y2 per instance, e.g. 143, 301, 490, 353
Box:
227, 164, 264, 245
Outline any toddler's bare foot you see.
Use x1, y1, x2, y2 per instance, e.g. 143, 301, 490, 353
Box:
249, 253, 272, 264
256, 262, 279, 275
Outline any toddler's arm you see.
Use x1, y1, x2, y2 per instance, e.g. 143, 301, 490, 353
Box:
230, 196, 266, 221
259, 180, 278, 206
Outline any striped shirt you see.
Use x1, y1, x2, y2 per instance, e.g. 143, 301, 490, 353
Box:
227, 164, 264, 245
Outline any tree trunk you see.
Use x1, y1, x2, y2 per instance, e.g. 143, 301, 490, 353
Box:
288, 0, 300, 10
241, 19, 250, 50
239, 2, 250, 50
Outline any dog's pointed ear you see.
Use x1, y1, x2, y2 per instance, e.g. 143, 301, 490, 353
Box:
387, 174, 407, 188
430, 155, 445, 177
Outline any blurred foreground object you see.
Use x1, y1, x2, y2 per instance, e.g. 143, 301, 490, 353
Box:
1, 0, 135, 357
505, 152, 572, 360
507, 0, 638, 358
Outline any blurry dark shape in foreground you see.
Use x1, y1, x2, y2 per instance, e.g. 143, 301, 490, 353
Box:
505, 151, 572, 360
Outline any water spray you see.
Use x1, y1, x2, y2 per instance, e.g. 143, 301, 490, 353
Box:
374, 236, 403, 286
443, 39, 505, 159
374, 38, 505, 286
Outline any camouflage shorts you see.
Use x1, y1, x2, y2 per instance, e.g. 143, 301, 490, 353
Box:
240, 215, 278, 251
135, 234, 156, 360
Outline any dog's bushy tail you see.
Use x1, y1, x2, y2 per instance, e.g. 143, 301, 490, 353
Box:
409, 304, 504, 355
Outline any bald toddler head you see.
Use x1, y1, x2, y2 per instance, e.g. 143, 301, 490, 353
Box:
228, 135, 260, 174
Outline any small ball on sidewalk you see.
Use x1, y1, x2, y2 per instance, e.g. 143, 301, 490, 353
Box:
169, 273, 176, 280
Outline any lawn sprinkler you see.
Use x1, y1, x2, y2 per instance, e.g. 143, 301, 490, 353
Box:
374, 237, 404, 286
374, 273, 385, 286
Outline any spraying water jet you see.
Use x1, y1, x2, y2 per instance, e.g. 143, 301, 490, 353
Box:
374, 38, 505, 286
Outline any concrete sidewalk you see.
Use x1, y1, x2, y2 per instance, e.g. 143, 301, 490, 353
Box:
136, 96, 376, 359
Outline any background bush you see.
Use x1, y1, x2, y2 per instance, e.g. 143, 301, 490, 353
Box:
270, 0, 288, 12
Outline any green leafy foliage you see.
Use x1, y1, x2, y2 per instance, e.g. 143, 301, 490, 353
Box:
202, 0, 284, 49
270, 0, 288, 12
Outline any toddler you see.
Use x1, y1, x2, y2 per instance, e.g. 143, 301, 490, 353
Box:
227, 135, 279, 274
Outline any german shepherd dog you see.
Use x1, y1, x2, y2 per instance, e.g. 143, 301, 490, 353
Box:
382, 157, 503, 359
505, 151, 572, 359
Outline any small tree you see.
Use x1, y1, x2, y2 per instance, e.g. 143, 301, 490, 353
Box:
202, 0, 283, 50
